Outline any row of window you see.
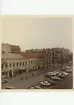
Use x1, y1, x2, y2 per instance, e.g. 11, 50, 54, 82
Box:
2, 60, 37, 68
29, 60, 37, 64
3, 62, 27, 68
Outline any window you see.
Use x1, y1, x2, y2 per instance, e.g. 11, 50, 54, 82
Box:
1, 64, 4, 69
23, 62, 24, 66
5, 63, 8, 68
17, 63, 18, 67
13, 63, 15, 67
25, 61, 27, 65
29, 60, 30, 64
10, 63, 11, 67
20, 63, 21, 66
31, 60, 32, 64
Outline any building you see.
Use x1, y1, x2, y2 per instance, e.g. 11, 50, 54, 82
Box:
51, 48, 72, 67
2, 43, 72, 78
20, 51, 41, 70
1, 53, 28, 77
2, 43, 21, 54
23, 49, 46, 68
25, 48, 52, 68
1, 43, 40, 78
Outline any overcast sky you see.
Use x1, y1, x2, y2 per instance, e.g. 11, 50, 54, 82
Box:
2, 16, 72, 51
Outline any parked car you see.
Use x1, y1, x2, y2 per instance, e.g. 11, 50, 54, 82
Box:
45, 78, 56, 85
2, 79, 8, 84
62, 72, 68, 76
40, 81, 51, 87
45, 71, 60, 78
5, 86, 16, 89
60, 67, 66, 71
65, 69, 72, 73
50, 76, 61, 80
57, 72, 65, 78
30, 87, 35, 89
53, 71, 60, 75
45, 72, 56, 77
65, 66, 71, 69
34, 85, 41, 89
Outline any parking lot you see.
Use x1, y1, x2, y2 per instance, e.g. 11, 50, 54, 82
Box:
2, 64, 73, 89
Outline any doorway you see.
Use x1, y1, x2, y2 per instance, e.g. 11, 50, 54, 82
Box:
9, 70, 12, 78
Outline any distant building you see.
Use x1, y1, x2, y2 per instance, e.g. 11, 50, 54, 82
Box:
51, 48, 72, 67
25, 48, 52, 68
1, 43, 41, 78
2, 43, 21, 54
1, 43, 72, 78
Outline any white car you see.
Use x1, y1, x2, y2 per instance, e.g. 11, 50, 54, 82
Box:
65, 69, 72, 73
62, 72, 68, 76
40, 81, 51, 86
30, 87, 35, 89
50, 76, 61, 80
65, 66, 71, 69
60, 67, 66, 70
34, 86, 41, 89
57, 72, 65, 78
45, 79, 56, 85
5, 86, 16, 89
46, 72, 56, 76
53, 71, 60, 75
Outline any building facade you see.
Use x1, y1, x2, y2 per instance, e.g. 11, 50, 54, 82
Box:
1, 43, 40, 78
1, 43, 72, 78
2, 43, 21, 54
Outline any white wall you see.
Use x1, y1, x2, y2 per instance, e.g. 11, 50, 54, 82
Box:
2, 43, 11, 53
2, 59, 28, 71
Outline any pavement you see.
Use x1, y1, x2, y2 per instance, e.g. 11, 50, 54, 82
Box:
2, 63, 73, 89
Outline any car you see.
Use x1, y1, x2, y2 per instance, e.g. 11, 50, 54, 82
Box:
50, 76, 61, 80
5, 86, 16, 89
40, 81, 51, 87
2, 79, 8, 84
65, 69, 72, 73
34, 86, 41, 89
53, 71, 60, 76
45, 78, 56, 85
57, 72, 65, 78
45, 71, 60, 78
62, 72, 68, 76
65, 66, 71, 69
45, 72, 56, 76
60, 67, 66, 71
30, 87, 35, 89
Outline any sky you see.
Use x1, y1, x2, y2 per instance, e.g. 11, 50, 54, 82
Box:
2, 16, 72, 51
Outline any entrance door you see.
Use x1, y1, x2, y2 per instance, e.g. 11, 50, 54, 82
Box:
9, 70, 12, 78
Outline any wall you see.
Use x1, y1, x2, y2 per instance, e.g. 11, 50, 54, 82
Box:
2, 43, 11, 53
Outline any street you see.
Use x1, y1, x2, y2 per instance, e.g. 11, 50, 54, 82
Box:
2, 64, 73, 89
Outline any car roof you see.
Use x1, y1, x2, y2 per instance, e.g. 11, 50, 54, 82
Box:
5, 86, 16, 89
